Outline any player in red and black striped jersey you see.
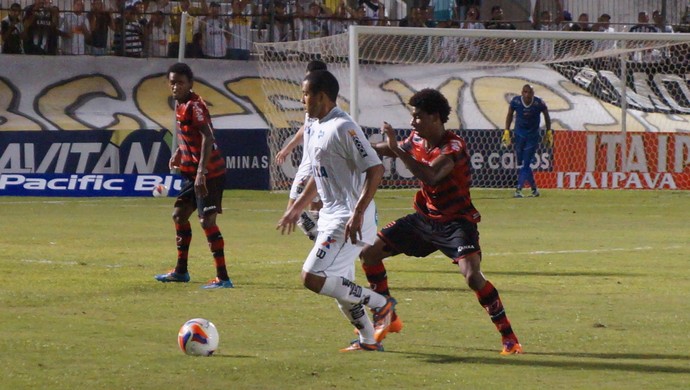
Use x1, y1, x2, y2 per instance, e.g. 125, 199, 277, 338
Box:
154, 62, 233, 289
361, 88, 522, 355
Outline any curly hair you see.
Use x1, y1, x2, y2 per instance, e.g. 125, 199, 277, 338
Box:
408, 88, 451, 124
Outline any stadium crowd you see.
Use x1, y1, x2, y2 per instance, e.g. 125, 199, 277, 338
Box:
1, 0, 688, 58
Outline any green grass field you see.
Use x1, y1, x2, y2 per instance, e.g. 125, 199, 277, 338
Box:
1, 189, 689, 389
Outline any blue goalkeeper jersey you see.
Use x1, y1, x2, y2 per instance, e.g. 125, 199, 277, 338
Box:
510, 95, 548, 140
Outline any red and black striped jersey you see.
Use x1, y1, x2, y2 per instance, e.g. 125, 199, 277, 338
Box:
175, 92, 225, 180
401, 130, 481, 223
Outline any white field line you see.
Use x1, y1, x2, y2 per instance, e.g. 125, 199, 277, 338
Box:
20, 245, 682, 268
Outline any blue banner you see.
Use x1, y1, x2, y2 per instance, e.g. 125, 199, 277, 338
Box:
0, 129, 271, 196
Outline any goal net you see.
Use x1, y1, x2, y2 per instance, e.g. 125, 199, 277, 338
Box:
256, 26, 690, 191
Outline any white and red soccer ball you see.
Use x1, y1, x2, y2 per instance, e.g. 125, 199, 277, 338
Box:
177, 318, 219, 356
152, 184, 169, 197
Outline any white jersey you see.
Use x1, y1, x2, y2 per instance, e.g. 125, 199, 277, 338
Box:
290, 113, 317, 201
60, 13, 90, 55
302, 106, 382, 240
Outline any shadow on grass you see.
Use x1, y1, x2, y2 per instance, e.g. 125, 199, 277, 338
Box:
391, 350, 690, 374
392, 269, 643, 278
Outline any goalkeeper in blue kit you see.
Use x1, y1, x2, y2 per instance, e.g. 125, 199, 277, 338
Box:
503, 84, 552, 198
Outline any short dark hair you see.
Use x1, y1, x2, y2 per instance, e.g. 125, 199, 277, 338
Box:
409, 88, 451, 124
304, 70, 339, 102
491, 5, 502, 13
306, 60, 328, 73
10, 2, 21, 10
168, 62, 194, 81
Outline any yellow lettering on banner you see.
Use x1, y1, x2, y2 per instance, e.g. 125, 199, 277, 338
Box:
380, 79, 463, 128
474, 77, 568, 130
36, 75, 121, 131
226, 77, 301, 130
0, 80, 42, 131
138, 75, 247, 132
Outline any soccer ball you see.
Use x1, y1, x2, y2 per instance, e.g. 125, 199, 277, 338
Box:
177, 318, 219, 356
152, 184, 168, 197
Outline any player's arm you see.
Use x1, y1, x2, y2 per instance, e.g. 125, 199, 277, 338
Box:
543, 106, 553, 147
381, 122, 453, 186
371, 121, 400, 158
195, 123, 215, 197
277, 176, 318, 235
275, 124, 305, 165
502, 106, 515, 147
346, 163, 384, 244
543, 107, 551, 131
504, 106, 515, 131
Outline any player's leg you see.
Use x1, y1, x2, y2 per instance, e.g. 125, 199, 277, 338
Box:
457, 253, 521, 355
514, 136, 527, 197
198, 175, 233, 289
154, 180, 195, 283
301, 232, 393, 349
441, 219, 521, 354
522, 141, 539, 196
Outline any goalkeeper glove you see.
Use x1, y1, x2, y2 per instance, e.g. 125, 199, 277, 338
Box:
501, 129, 511, 148
544, 129, 554, 148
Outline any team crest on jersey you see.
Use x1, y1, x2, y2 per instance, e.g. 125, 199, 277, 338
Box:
448, 139, 461, 152
192, 102, 205, 123
347, 130, 368, 157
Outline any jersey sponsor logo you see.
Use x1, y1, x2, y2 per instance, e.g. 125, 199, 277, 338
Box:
348, 129, 368, 158
320, 236, 337, 249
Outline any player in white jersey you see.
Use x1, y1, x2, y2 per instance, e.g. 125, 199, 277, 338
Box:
276, 70, 398, 352
274, 60, 328, 240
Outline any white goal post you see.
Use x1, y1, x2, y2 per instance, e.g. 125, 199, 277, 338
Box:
256, 26, 690, 191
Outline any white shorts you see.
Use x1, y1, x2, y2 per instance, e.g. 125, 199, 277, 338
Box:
302, 207, 377, 279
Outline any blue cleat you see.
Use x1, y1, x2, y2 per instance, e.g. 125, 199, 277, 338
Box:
154, 270, 190, 283
202, 277, 234, 289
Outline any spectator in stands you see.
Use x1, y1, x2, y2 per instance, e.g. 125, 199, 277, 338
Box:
531, 8, 558, 60
559, 9, 572, 29
199, 1, 230, 58
429, 0, 452, 24
227, 0, 252, 60
565, 12, 591, 31
23, 0, 60, 55
296, 1, 330, 40
399, 6, 424, 27
329, 0, 354, 35
629, 11, 659, 33
133, 1, 148, 27
532, 0, 562, 31
484, 5, 516, 30
87, 0, 111, 55
438, 5, 483, 62
146, 0, 171, 16
112, 5, 144, 57
145, 10, 168, 57
652, 10, 673, 33
59, 0, 90, 55
459, 5, 482, 29
259, 0, 294, 42
1, 2, 25, 54
358, 0, 384, 23
484, 5, 515, 61
168, 0, 207, 58
454, 0, 480, 22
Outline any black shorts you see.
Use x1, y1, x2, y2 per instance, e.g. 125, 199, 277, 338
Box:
378, 212, 481, 263
175, 175, 225, 217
